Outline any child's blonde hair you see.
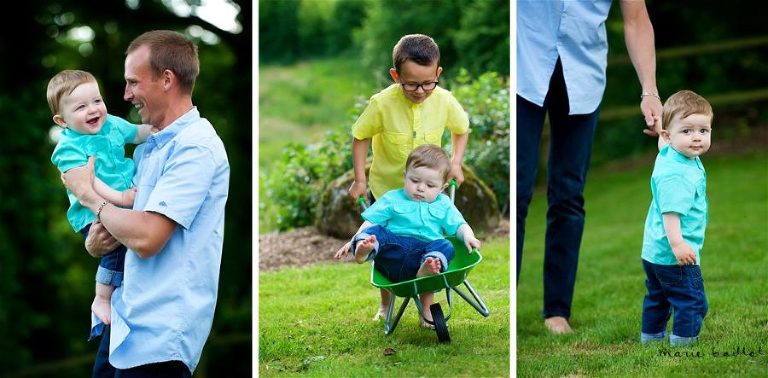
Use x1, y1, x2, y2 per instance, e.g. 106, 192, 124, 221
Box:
405, 144, 451, 182
662, 90, 713, 130
46, 70, 97, 116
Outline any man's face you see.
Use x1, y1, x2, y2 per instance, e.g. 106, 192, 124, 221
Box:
390, 60, 442, 104
124, 45, 164, 127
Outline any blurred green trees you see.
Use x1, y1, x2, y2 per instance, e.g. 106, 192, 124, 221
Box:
259, 0, 510, 78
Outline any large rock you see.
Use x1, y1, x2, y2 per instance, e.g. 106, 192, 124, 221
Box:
315, 163, 500, 239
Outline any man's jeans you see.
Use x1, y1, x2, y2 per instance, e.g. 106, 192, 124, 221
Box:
641, 259, 709, 346
516, 59, 599, 320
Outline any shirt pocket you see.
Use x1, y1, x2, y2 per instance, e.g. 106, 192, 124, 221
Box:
392, 201, 416, 214
381, 131, 411, 160
427, 205, 447, 219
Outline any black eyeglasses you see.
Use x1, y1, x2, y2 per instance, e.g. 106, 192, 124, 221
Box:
401, 81, 439, 92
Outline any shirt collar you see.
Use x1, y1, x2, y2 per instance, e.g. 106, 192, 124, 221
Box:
663, 144, 697, 165
144, 107, 200, 154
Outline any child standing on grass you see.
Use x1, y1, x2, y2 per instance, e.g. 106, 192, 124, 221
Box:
640, 90, 712, 346
48, 69, 151, 338
336, 144, 481, 328
348, 33, 471, 320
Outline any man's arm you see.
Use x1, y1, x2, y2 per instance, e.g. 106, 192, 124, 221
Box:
448, 132, 469, 185
620, 0, 663, 136
64, 157, 175, 258
348, 137, 371, 199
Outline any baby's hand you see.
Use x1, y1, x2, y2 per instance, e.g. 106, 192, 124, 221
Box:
464, 236, 482, 254
117, 188, 137, 208
671, 241, 697, 265
335, 241, 352, 260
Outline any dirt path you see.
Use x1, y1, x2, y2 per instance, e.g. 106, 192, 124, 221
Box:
258, 217, 510, 272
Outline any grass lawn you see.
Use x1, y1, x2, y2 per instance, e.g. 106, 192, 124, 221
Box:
516, 151, 768, 377
259, 236, 511, 377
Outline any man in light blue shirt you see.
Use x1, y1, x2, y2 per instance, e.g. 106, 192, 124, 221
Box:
517, 0, 661, 334
64, 30, 229, 377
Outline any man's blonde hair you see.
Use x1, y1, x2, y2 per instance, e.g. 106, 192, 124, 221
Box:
662, 90, 713, 130
46, 69, 97, 116
405, 144, 451, 182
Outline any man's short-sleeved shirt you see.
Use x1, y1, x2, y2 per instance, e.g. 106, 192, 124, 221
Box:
352, 84, 469, 199
517, 0, 613, 115
642, 145, 708, 265
362, 188, 467, 241
107, 108, 230, 373
50, 114, 137, 232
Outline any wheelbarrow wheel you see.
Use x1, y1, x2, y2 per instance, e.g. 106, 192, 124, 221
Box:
430, 303, 450, 343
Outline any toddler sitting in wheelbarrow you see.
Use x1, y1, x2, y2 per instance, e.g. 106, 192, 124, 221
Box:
335, 144, 482, 328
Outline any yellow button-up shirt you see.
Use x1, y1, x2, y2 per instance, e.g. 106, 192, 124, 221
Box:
352, 84, 469, 199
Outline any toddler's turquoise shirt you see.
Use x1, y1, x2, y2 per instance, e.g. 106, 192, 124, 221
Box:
642, 144, 708, 265
51, 114, 137, 232
362, 188, 467, 241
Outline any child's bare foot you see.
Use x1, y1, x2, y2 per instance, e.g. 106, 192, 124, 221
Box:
354, 235, 377, 263
92, 296, 111, 325
419, 292, 435, 329
416, 257, 441, 277
372, 305, 387, 321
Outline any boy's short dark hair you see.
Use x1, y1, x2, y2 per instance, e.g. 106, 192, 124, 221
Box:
392, 34, 440, 73
405, 144, 451, 182
662, 90, 713, 130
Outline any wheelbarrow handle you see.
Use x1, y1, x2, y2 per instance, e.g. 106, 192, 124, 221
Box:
357, 196, 368, 210
449, 179, 457, 202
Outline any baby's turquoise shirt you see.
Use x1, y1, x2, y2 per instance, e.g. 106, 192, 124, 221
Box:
642, 144, 708, 265
51, 114, 137, 232
362, 188, 467, 241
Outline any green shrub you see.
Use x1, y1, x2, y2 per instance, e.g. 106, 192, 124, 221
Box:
262, 71, 510, 230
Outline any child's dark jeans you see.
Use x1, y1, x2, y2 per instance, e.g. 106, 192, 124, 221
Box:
353, 225, 454, 283
80, 223, 126, 287
641, 259, 708, 346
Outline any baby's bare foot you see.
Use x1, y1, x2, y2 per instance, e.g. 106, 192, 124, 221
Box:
354, 235, 377, 262
416, 257, 442, 277
92, 297, 111, 325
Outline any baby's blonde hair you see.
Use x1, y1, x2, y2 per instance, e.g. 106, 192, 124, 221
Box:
662, 90, 713, 130
405, 144, 451, 183
46, 70, 97, 116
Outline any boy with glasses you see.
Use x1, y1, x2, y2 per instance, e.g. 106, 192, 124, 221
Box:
348, 33, 470, 320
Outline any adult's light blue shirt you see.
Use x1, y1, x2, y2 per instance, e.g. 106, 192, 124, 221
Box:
107, 108, 230, 373
642, 145, 708, 265
517, 0, 613, 115
362, 188, 467, 241
51, 114, 137, 232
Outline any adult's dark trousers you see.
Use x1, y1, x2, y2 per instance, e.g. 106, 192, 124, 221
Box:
93, 325, 191, 378
516, 59, 599, 320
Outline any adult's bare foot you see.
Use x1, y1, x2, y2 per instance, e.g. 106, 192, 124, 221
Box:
544, 316, 573, 334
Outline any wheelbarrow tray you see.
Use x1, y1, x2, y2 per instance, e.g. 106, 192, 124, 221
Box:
370, 237, 481, 296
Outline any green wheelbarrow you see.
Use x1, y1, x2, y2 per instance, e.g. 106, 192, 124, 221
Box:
359, 180, 490, 342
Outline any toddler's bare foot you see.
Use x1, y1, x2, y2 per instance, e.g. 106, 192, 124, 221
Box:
416, 257, 441, 277
354, 235, 377, 263
372, 305, 387, 321
92, 297, 111, 325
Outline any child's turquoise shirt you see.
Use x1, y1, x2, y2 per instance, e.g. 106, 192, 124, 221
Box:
642, 144, 708, 265
51, 114, 138, 232
362, 188, 467, 241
